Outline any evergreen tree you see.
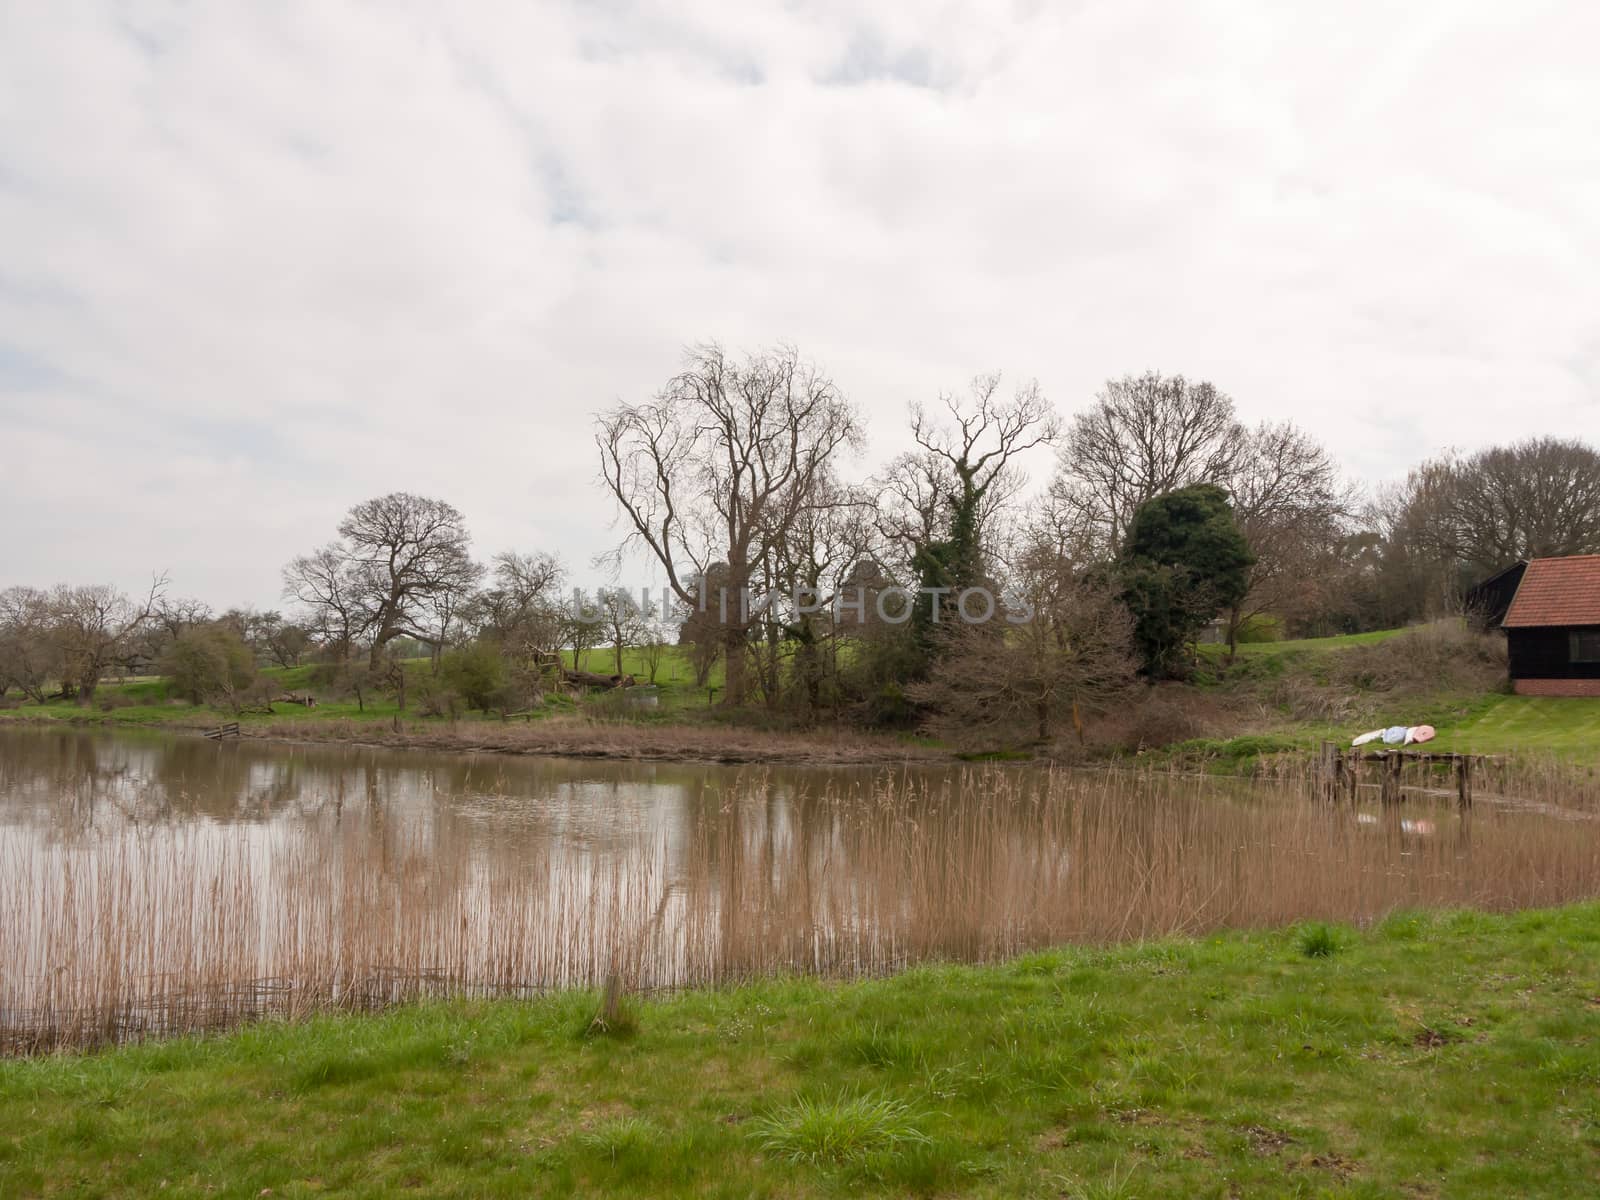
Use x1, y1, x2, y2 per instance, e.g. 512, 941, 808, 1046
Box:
1119, 484, 1254, 677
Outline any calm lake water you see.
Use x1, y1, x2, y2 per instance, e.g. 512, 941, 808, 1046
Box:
2, 725, 1596, 1051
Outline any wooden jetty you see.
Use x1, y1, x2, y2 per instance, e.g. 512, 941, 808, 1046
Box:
1317, 741, 1496, 808
202, 722, 241, 741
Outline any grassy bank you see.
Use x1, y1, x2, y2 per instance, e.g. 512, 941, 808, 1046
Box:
3, 904, 1598, 1197
7, 625, 1599, 766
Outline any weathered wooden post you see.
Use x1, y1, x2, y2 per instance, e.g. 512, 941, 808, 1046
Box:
1318, 741, 1338, 803
1380, 751, 1403, 806
1455, 755, 1474, 809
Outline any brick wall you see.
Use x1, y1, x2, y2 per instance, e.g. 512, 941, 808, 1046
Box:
1513, 678, 1600, 698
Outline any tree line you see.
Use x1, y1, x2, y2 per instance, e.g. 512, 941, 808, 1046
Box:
6, 343, 1599, 743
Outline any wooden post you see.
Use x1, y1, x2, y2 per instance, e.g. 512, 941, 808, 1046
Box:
1455, 755, 1474, 809
1380, 751, 1403, 806
1319, 741, 1338, 803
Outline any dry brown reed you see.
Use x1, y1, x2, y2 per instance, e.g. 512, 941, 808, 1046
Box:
4, 757, 1598, 1054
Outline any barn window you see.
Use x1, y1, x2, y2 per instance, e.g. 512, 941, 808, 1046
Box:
1572, 630, 1600, 663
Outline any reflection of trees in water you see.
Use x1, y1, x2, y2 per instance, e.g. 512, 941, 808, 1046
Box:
7, 731, 1600, 1052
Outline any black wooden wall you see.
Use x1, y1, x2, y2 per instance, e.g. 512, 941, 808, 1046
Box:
1507, 626, 1600, 680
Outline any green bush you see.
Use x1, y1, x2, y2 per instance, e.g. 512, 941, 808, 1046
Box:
160, 626, 257, 705
1235, 614, 1281, 644
438, 641, 509, 713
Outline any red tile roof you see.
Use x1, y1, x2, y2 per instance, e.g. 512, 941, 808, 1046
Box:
1502, 555, 1600, 628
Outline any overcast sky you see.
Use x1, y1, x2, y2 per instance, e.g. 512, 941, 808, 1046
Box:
2, 1, 1596, 608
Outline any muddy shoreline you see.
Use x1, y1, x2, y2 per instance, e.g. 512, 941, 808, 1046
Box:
0, 712, 955, 767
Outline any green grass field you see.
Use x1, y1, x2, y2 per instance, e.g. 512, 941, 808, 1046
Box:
3, 904, 1598, 1197
1188, 623, 1600, 762
1430, 694, 1600, 756
1, 647, 726, 729
1200, 627, 1409, 658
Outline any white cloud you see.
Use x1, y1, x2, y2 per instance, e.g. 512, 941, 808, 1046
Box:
0, 0, 1595, 605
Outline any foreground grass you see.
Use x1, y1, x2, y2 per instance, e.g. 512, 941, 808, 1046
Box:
3, 905, 1599, 1198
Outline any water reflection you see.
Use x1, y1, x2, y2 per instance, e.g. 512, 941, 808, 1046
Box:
2, 726, 1596, 1053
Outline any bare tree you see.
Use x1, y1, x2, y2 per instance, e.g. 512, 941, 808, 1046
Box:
468, 551, 566, 662
594, 587, 651, 677
1221, 421, 1355, 651
560, 589, 602, 673
242, 610, 312, 668
909, 545, 1133, 747
635, 607, 674, 686
47, 576, 167, 704
597, 342, 860, 706
905, 374, 1058, 586
1394, 437, 1600, 575
675, 569, 726, 688
1055, 371, 1247, 553
0, 587, 56, 702
282, 544, 364, 660
875, 450, 1028, 578
768, 477, 878, 713
283, 493, 482, 667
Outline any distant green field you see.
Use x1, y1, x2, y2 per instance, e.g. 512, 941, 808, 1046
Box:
1198, 627, 1408, 658
1, 646, 726, 728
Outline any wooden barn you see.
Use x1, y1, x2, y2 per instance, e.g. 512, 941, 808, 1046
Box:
1492, 554, 1600, 697
1463, 559, 1526, 630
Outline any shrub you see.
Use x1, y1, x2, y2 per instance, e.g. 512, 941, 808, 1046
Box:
862, 682, 918, 729
160, 626, 257, 706
1090, 689, 1214, 753
438, 642, 508, 713
1329, 621, 1504, 695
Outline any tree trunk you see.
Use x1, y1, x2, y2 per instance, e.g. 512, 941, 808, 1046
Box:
722, 625, 746, 706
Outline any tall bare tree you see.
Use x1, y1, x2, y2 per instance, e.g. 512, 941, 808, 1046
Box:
766, 476, 877, 712
1055, 371, 1247, 553
468, 551, 566, 665
283, 493, 482, 667
282, 544, 364, 659
47, 577, 167, 703
0, 587, 56, 702
906, 374, 1058, 584
597, 343, 860, 706
1221, 421, 1354, 651
1393, 437, 1600, 575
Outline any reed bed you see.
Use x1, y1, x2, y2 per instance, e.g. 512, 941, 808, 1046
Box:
3, 759, 1598, 1054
